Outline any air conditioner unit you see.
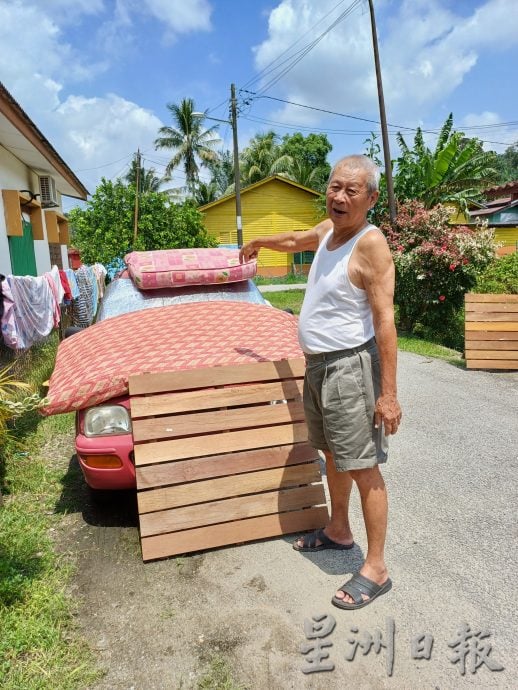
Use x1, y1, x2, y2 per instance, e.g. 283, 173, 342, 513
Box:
39, 175, 59, 208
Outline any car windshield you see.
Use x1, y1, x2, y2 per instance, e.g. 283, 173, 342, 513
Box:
96, 277, 266, 322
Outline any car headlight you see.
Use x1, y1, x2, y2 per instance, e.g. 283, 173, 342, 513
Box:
83, 405, 132, 437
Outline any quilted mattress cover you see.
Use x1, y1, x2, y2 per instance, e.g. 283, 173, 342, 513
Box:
125, 248, 257, 289
43, 301, 302, 416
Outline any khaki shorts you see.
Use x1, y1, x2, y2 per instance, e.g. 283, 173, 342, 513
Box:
303, 338, 388, 471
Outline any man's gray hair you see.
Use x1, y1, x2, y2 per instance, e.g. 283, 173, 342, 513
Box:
329, 155, 380, 194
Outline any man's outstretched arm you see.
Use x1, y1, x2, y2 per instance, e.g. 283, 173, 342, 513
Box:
239, 219, 331, 263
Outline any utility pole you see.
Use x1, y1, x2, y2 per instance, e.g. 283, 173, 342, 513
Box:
133, 148, 141, 242
368, 0, 396, 224
230, 83, 243, 247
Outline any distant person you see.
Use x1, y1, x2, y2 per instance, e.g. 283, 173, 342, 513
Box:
240, 155, 401, 609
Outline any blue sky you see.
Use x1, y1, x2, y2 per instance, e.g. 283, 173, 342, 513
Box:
1, 0, 517, 207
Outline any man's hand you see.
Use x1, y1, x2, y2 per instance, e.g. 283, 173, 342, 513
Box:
374, 394, 402, 436
239, 240, 258, 263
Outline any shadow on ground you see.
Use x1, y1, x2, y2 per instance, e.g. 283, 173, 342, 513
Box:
54, 454, 138, 528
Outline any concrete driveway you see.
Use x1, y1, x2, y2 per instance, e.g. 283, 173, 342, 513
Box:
57, 351, 518, 689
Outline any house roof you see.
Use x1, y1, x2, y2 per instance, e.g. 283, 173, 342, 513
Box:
0, 82, 88, 200
484, 180, 518, 200
470, 198, 518, 218
199, 175, 321, 212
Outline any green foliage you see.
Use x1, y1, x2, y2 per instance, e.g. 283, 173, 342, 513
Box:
363, 132, 389, 225
124, 159, 162, 192
279, 132, 332, 191
205, 149, 235, 197
493, 142, 518, 184
240, 131, 293, 186
394, 114, 498, 211
154, 98, 220, 191
474, 252, 518, 294
69, 178, 216, 266
381, 202, 496, 334
0, 367, 45, 458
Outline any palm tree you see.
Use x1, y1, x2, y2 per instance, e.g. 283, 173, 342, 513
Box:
154, 98, 220, 193
284, 159, 324, 191
192, 180, 219, 206
239, 131, 292, 186
124, 160, 162, 193
395, 114, 498, 210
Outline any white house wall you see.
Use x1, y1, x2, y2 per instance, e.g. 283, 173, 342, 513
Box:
1, 145, 54, 275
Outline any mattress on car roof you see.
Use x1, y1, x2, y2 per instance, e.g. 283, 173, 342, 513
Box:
125, 248, 257, 290
43, 301, 302, 416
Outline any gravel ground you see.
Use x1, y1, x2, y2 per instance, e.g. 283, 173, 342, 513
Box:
53, 351, 518, 689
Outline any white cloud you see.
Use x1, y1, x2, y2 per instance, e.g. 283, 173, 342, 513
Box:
253, 0, 518, 128
462, 112, 518, 153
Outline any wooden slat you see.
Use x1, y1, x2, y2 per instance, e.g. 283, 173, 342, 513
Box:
466, 360, 518, 369
463, 340, 518, 350
465, 312, 518, 322
136, 443, 318, 489
465, 322, 518, 331
139, 484, 326, 537
129, 358, 306, 395
465, 303, 518, 313
465, 293, 518, 303
141, 507, 329, 561
131, 379, 304, 418
465, 331, 518, 341
138, 462, 321, 514
465, 350, 518, 360
134, 421, 308, 466
132, 400, 305, 442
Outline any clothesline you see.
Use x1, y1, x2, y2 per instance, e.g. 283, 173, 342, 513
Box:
0, 263, 107, 350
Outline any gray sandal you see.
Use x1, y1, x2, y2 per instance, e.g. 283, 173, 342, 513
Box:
293, 528, 355, 552
332, 573, 392, 610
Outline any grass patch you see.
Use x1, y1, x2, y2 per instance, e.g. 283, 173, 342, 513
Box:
254, 273, 307, 285
197, 654, 246, 690
0, 338, 100, 689
265, 290, 305, 315
397, 334, 464, 366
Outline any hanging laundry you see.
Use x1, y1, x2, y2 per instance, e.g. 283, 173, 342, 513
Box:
5, 274, 55, 349
59, 270, 73, 302
72, 265, 95, 327
44, 266, 63, 328
64, 268, 80, 300
1, 277, 17, 348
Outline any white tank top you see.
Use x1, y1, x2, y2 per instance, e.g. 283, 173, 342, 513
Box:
298, 224, 377, 354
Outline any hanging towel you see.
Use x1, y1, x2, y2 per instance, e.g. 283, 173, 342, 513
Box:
65, 268, 80, 300
72, 265, 95, 327
59, 270, 73, 302
6, 275, 55, 349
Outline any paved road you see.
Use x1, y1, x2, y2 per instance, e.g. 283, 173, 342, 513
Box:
60, 351, 518, 689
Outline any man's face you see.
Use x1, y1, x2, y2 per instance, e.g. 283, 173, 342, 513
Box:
326, 164, 378, 232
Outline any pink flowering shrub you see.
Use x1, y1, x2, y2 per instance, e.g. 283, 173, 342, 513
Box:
380, 202, 495, 334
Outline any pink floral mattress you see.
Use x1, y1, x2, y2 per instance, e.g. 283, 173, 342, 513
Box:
43, 302, 302, 416
125, 248, 256, 289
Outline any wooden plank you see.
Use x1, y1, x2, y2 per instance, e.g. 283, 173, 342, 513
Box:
465, 331, 518, 341
132, 401, 305, 442
465, 293, 518, 303
139, 484, 327, 537
465, 303, 518, 313
465, 312, 518, 322
465, 322, 518, 332
129, 358, 306, 395
141, 506, 329, 560
465, 350, 518, 360
134, 421, 308, 466
463, 340, 518, 350
138, 462, 322, 514
131, 379, 304, 418
466, 359, 518, 370
44, 211, 60, 243
136, 443, 318, 489
2, 189, 23, 236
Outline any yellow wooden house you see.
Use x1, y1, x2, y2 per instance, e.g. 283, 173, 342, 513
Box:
199, 175, 326, 276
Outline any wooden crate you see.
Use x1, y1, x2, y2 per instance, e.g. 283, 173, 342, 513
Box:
465, 293, 518, 370
129, 358, 328, 561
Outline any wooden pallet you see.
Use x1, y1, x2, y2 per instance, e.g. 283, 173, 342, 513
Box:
129, 358, 328, 561
465, 293, 518, 370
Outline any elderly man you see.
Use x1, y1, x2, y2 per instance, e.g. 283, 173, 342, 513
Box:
239, 155, 402, 610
